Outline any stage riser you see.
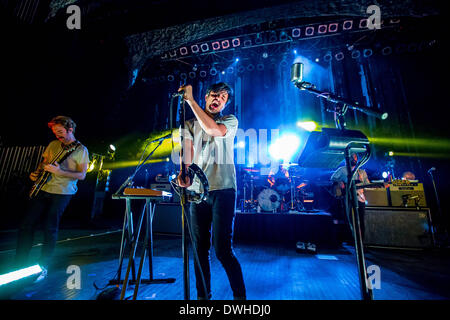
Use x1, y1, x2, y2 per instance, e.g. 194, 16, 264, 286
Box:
153, 204, 338, 247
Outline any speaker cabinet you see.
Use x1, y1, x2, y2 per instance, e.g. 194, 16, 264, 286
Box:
364, 207, 434, 248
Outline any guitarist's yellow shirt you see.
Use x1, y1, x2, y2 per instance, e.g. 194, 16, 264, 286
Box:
41, 140, 89, 195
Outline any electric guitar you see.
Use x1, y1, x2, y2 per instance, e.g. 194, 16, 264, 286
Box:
29, 141, 80, 199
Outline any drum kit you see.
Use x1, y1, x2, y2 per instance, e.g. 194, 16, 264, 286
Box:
239, 163, 314, 213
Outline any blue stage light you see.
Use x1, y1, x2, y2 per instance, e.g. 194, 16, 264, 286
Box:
382, 171, 388, 179
235, 58, 240, 62
268, 134, 301, 161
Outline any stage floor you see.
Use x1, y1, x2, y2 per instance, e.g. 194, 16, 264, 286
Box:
1, 227, 450, 300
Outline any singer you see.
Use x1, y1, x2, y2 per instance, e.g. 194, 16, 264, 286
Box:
177, 82, 246, 300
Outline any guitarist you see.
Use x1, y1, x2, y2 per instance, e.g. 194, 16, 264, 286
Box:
15, 116, 89, 278
176, 83, 246, 300
330, 152, 370, 240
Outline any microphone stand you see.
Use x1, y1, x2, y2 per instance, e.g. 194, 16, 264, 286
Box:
113, 134, 170, 197
428, 169, 446, 237
293, 79, 374, 300
294, 81, 388, 120
175, 92, 190, 300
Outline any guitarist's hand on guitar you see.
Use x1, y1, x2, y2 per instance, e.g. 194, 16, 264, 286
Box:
44, 163, 61, 174
29, 171, 40, 182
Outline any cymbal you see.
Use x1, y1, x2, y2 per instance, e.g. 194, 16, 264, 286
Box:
281, 163, 298, 167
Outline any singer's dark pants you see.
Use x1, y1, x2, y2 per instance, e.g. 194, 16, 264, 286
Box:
190, 188, 246, 300
15, 191, 72, 269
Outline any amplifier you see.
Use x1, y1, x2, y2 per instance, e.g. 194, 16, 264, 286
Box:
364, 188, 389, 206
364, 207, 434, 248
390, 183, 427, 207
150, 183, 179, 203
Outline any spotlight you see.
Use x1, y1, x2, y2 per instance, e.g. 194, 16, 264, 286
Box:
269, 31, 278, 42
199, 70, 207, 78
235, 57, 240, 62
315, 58, 320, 62
279, 31, 288, 41
335, 52, 345, 61
180, 47, 188, 56
382, 46, 392, 55
221, 71, 225, 75
343, 20, 353, 30
189, 71, 196, 79
246, 64, 255, 72
167, 74, 175, 81
227, 66, 234, 74
200, 43, 209, 52
324, 52, 332, 62
351, 50, 361, 59
262, 52, 268, 59
269, 134, 301, 162
382, 171, 389, 179
221, 40, 230, 49
180, 73, 187, 80
212, 41, 221, 51
210, 67, 217, 76
296, 121, 317, 132
87, 159, 96, 172
191, 44, 200, 53
328, 23, 338, 32
256, 63, 264, 71
169, 50, 177, 58
318, 25, 327, 34
293, 49, 297, 54
243, 39, 252, 47
108, 145, 116, 160
237, 65, 245, 73
363, 48, 373, 57
359, 19, 368, 29
388, 151, 394, 156
232, 38, 241, 47
292, 28, 301, 38
305, 26, 314, 36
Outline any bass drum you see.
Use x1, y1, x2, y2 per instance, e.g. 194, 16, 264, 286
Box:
257, 188, 281, 212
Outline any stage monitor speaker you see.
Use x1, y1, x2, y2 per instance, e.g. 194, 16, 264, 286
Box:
364, 188, 389, 206
364, 207, 434, 248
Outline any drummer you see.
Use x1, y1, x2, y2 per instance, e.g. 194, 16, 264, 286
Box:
267, 163, 291, 194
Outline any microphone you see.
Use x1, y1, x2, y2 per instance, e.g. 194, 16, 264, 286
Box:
290, 63, 303, 84
172, 90, 185, 98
